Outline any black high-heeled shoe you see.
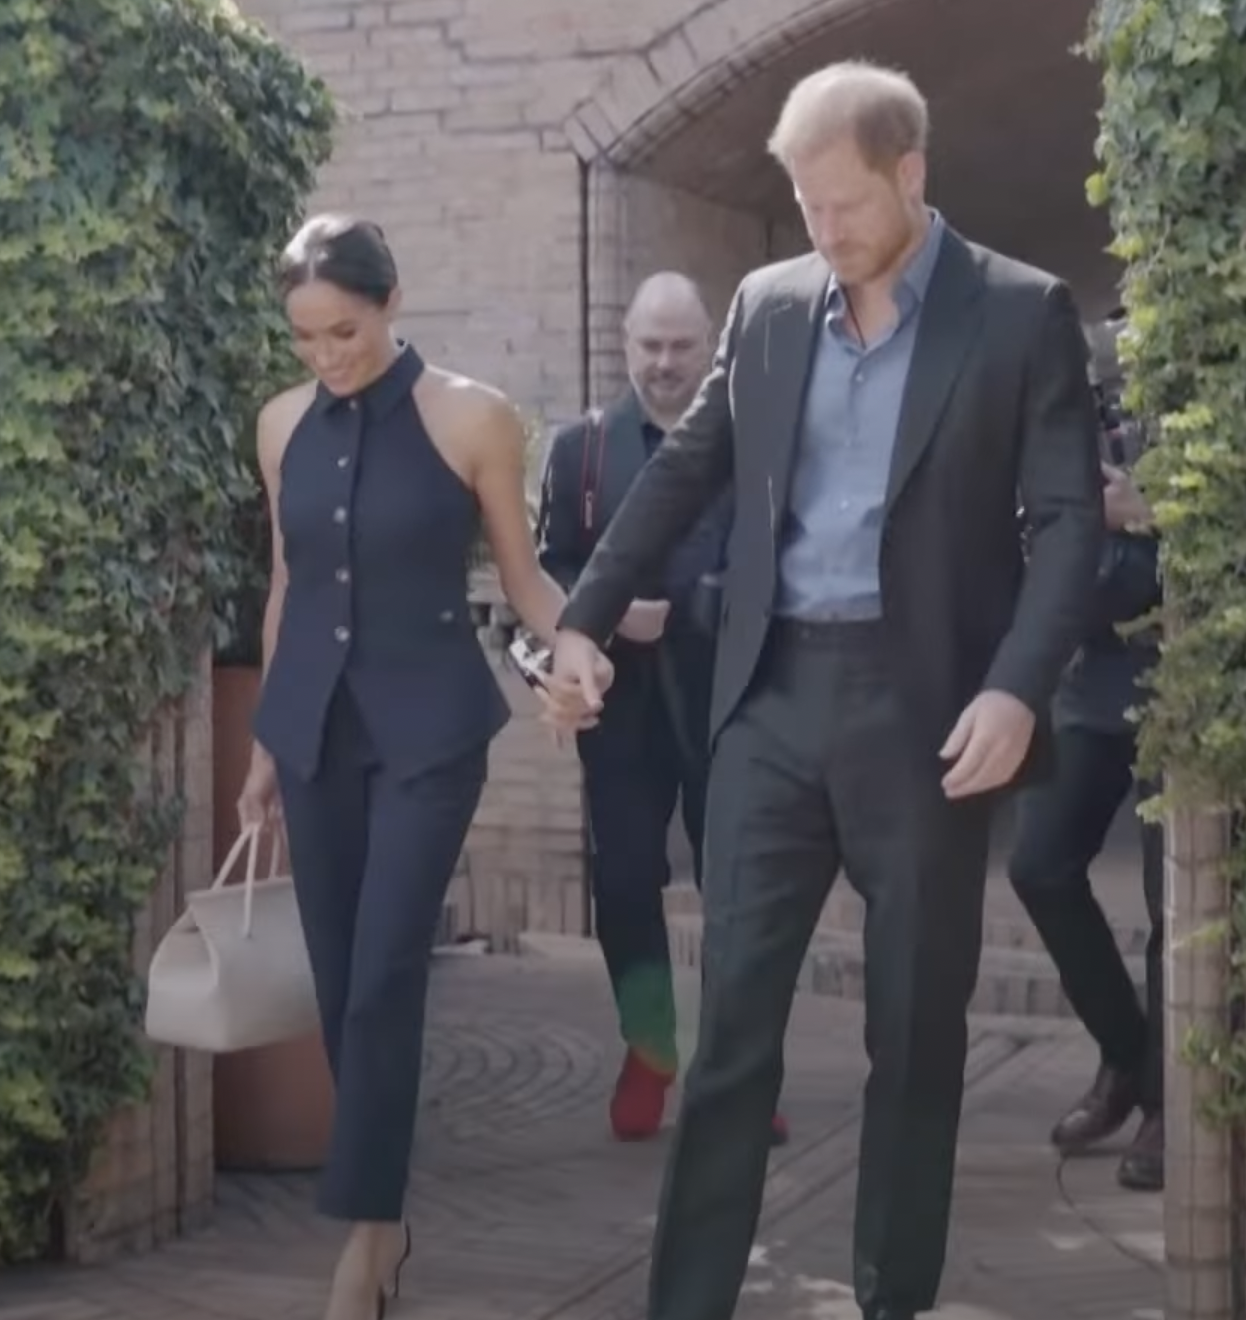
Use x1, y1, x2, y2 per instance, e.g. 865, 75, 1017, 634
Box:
374, 1220, 412, 1318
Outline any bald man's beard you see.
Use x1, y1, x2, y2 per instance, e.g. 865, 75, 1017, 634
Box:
633, 371, 701, 430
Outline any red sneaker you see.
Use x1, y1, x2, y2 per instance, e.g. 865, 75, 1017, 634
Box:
770, 1112, 790, 1146
610, 1049, 675, 1141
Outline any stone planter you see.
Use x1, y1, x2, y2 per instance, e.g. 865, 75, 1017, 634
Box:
1165, 804, 1235, 1320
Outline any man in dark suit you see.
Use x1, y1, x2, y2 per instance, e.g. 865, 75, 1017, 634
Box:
543, 60, 1103, 1320
536, 273, 738, 1142
1010, 359, 1164, 1191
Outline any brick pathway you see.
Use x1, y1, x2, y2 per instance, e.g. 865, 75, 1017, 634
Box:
0, 957, 1163, 1320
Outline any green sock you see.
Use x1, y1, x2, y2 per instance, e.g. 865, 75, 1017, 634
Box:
614, 960, 678, 1075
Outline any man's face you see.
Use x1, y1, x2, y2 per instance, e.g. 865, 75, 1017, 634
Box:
624, 302, 712, 422
790, 136, 924, 287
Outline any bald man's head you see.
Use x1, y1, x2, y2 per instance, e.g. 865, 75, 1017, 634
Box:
623, 272, 714, 428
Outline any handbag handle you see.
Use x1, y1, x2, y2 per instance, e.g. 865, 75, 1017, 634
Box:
210, 826, 260, 894
210, 826, 285, 939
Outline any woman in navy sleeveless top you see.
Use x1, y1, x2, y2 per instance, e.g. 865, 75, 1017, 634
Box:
237, 216, 603, 1320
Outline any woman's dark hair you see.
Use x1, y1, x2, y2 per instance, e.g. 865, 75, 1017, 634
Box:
278, 213, 398, 307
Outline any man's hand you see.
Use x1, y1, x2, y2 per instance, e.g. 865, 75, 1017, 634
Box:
616, 599, 671, 645
538, 628, 615, 732
1102, 463, 1153, 532
939, 690, 1036, 799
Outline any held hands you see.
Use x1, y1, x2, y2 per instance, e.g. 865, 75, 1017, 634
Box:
237, 746, 282, 829
939, 690, 1035, 799
537, 629, 615, 733
616, 598, 670, 645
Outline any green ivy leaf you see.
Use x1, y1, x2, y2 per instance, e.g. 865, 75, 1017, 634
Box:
1085, 0, 1246, 1128
0, 0, 333, 1264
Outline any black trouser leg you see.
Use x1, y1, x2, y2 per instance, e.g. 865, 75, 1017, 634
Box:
647, 652, 837, 1320
820, 639, 992, 1317
581, 690, 682, 1072
1009, 727, 1148, 1078
664, 625, 715, 889
281, 737, 486, 1222
647, 623, 991, 1320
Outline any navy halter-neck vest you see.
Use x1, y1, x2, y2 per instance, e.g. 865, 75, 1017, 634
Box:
254, 344, 510, 780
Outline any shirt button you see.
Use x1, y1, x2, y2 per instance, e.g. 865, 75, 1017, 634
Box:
337, 455, 350, 469
334, 625, 350, 643
839, 500, 850, 511
439, 609, 454, 623
333, 506, 347, 524
336, 567, 351, 584
347, 400, 358, 410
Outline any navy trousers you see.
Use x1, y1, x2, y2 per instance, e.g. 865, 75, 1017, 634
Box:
277, 686, 487, 1221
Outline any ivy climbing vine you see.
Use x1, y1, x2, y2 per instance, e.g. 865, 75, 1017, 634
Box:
0, 0, 333, 1261
1085, 0, 1246, 1117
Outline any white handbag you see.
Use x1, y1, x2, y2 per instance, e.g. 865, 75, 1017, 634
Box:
145, 824, 320, 1053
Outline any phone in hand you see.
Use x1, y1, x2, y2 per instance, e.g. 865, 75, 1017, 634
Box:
506, 634, 553, 691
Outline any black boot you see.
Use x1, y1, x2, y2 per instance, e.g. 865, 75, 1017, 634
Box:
1117, 1111, 1163, 1191
1051, 1063, 1140, 1154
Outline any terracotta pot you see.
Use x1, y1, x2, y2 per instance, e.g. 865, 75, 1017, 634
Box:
210, 665, 334, 1172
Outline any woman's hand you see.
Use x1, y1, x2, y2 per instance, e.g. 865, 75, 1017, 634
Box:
237, 747, 281, 830
539, 630, 615, 733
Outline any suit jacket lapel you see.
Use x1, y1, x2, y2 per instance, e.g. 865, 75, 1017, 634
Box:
759, 253, 828, 544
885, 230, 985, 510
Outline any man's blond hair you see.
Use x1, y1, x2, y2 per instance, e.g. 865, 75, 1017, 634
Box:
767, 61, 929, 172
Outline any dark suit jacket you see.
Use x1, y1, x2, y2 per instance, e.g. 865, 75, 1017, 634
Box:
1056, 531, 1160, 736
538, 389, 730, 759
537, 388, 731, 612
559, 230, 1105, 780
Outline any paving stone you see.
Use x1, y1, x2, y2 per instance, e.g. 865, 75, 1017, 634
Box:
0, 958, 1162, 1320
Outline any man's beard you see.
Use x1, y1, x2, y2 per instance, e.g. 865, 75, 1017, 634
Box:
638, 377, 695, 424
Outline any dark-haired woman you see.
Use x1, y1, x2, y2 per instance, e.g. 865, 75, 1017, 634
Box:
237, 214, 605, 1320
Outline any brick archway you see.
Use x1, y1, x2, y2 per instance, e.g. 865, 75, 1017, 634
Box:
563, 0, 1115, 404
561, 0, 861, 167
561, 0, 862, 402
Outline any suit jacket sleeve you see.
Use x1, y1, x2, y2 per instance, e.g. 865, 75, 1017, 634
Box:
1088, 532, 1161, 632
535, 422, 585, 592
558, 288, 742, 644
984, 282, 1105, 711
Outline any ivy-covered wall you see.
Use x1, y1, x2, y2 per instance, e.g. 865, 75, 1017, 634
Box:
0, 0, 333, 1262
1087, 0, 1246, 1104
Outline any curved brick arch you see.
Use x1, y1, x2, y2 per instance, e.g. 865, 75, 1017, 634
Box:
562, 0, 862, 165
565, 0, 875, 407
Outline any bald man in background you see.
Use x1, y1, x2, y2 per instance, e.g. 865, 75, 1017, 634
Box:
538, 274, 788, 1145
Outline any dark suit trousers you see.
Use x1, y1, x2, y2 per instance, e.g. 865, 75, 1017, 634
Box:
1009, 727, 1163, 1111
648, 621, 992, 1320
579, 629, 712, 1073
277, 686, 486, 1221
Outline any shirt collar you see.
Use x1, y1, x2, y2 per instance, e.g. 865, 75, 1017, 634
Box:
826, 208, 945, 323
311, 341, 425, 418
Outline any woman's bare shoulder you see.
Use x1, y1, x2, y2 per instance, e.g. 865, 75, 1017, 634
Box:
421, 364, 512, 414
257, 380, 317, 475
418, 365, 520, 448
259, 379, 317, 434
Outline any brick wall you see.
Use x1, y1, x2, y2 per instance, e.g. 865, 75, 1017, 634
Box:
239, 0, 820, 426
